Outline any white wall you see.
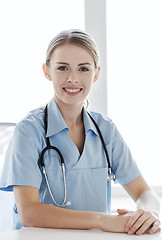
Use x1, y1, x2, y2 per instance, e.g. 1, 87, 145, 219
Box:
85, 0, 108, 115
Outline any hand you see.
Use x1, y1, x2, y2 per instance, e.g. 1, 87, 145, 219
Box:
117, 208, 161, 235
100, 212, 132, 233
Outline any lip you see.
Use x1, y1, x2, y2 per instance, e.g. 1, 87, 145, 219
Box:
63, 87, 83, 96
63, 86, 82, 89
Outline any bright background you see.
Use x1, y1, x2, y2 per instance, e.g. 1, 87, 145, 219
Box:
107, 0, 162, 186
0, 0, 162, 232
0, 0, 84, 123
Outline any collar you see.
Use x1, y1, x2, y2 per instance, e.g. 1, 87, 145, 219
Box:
46, 98, 68, 137
46, 97, 99, 137
83, 108, 99, 137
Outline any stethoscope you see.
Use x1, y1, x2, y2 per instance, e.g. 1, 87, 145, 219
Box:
40, 105, 115, 207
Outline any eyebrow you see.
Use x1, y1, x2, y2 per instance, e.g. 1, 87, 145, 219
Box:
56, 62, 69, 65
56, 62, 91, 66
78, 63, 91, 66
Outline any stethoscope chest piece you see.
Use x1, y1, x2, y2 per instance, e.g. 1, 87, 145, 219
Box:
107, 168, 116, 182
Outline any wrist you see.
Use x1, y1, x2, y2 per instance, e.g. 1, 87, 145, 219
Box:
97, 213, 117, 232
94, 212, 105, 230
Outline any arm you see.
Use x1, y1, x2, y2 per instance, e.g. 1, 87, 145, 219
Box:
13, 185, 131, 232
118, 175, 161, 235
124, 175, 160, 215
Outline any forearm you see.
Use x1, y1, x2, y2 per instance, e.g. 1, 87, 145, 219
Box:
20, 202, 129, 232
136, 189, 160, 217
20, 202, 103, 229
14, 186, 129, 232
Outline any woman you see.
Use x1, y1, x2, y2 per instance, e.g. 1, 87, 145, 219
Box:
0, 29, 160, 235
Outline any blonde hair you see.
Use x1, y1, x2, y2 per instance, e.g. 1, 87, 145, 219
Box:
46, 29, 99, 69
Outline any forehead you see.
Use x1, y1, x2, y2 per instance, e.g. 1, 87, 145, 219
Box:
50, 43, 94, 64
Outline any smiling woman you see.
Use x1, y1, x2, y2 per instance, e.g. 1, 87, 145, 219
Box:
42, 29, 100, 108
43, 43, 100, 107
0, 29, 160, 235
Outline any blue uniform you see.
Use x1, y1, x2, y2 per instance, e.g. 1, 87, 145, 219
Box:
0, 98, 141, 229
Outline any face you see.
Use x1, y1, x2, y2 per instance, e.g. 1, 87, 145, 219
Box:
43, 43, 100, 107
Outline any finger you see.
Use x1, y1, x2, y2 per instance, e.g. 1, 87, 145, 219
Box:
117, 209, 130, 215
136, 216, 160, 235
125, 209, 145, 232
127, 212, 150, 235
147, 221, 161, 235
135, 218, 157, 235
154, 228, 161, 233
148, 227, 161, 235
144, 225, 160, 234
144, 224, 153, 234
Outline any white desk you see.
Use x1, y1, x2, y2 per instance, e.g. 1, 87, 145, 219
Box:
0, 228, 162, 240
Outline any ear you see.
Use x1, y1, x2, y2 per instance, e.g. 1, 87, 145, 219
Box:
42, 63, 51, 81
93, 66, 100, 83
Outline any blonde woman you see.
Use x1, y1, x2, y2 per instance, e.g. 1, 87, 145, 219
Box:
0, 29, 160, 235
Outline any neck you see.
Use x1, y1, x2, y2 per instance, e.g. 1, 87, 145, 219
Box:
55, 97, 84, 128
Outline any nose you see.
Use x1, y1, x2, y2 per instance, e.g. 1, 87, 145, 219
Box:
67, 70, 78, 84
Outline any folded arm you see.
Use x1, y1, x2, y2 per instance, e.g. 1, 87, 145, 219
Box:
13, 185, 131, 232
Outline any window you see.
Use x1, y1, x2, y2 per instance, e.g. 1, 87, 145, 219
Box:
0, 0, 84, 123
107, 0, 162, 186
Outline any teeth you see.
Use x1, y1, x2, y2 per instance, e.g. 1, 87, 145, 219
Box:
64, 88, 81, 93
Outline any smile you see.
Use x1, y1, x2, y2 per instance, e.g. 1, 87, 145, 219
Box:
63, 88, 82, 93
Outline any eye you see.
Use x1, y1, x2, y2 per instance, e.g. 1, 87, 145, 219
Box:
79, 67, 89, 72
57, 66, 68, 71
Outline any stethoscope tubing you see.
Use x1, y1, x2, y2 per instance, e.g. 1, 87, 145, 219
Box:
40, 104, 115, 207
41, 145, 64, 167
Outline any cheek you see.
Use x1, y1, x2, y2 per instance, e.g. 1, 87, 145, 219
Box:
51, 73, 65, 85
81, 71, 93, 79
84, 73, 95, 85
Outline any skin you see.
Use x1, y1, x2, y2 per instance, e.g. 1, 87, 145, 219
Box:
43, 43, 99, 124
13, 43, 161, 234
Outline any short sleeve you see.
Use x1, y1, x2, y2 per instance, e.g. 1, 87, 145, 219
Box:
0, 119, 43, 191
111, 124, 141, 185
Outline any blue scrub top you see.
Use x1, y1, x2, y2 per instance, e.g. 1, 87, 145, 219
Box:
0, 98, 141, 229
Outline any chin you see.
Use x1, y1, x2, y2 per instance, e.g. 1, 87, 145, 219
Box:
56, 96, 84, 106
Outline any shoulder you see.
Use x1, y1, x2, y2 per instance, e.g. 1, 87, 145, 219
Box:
89, 110, 115, 130
14, 105, 46, 139
88, 110, 117, 143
